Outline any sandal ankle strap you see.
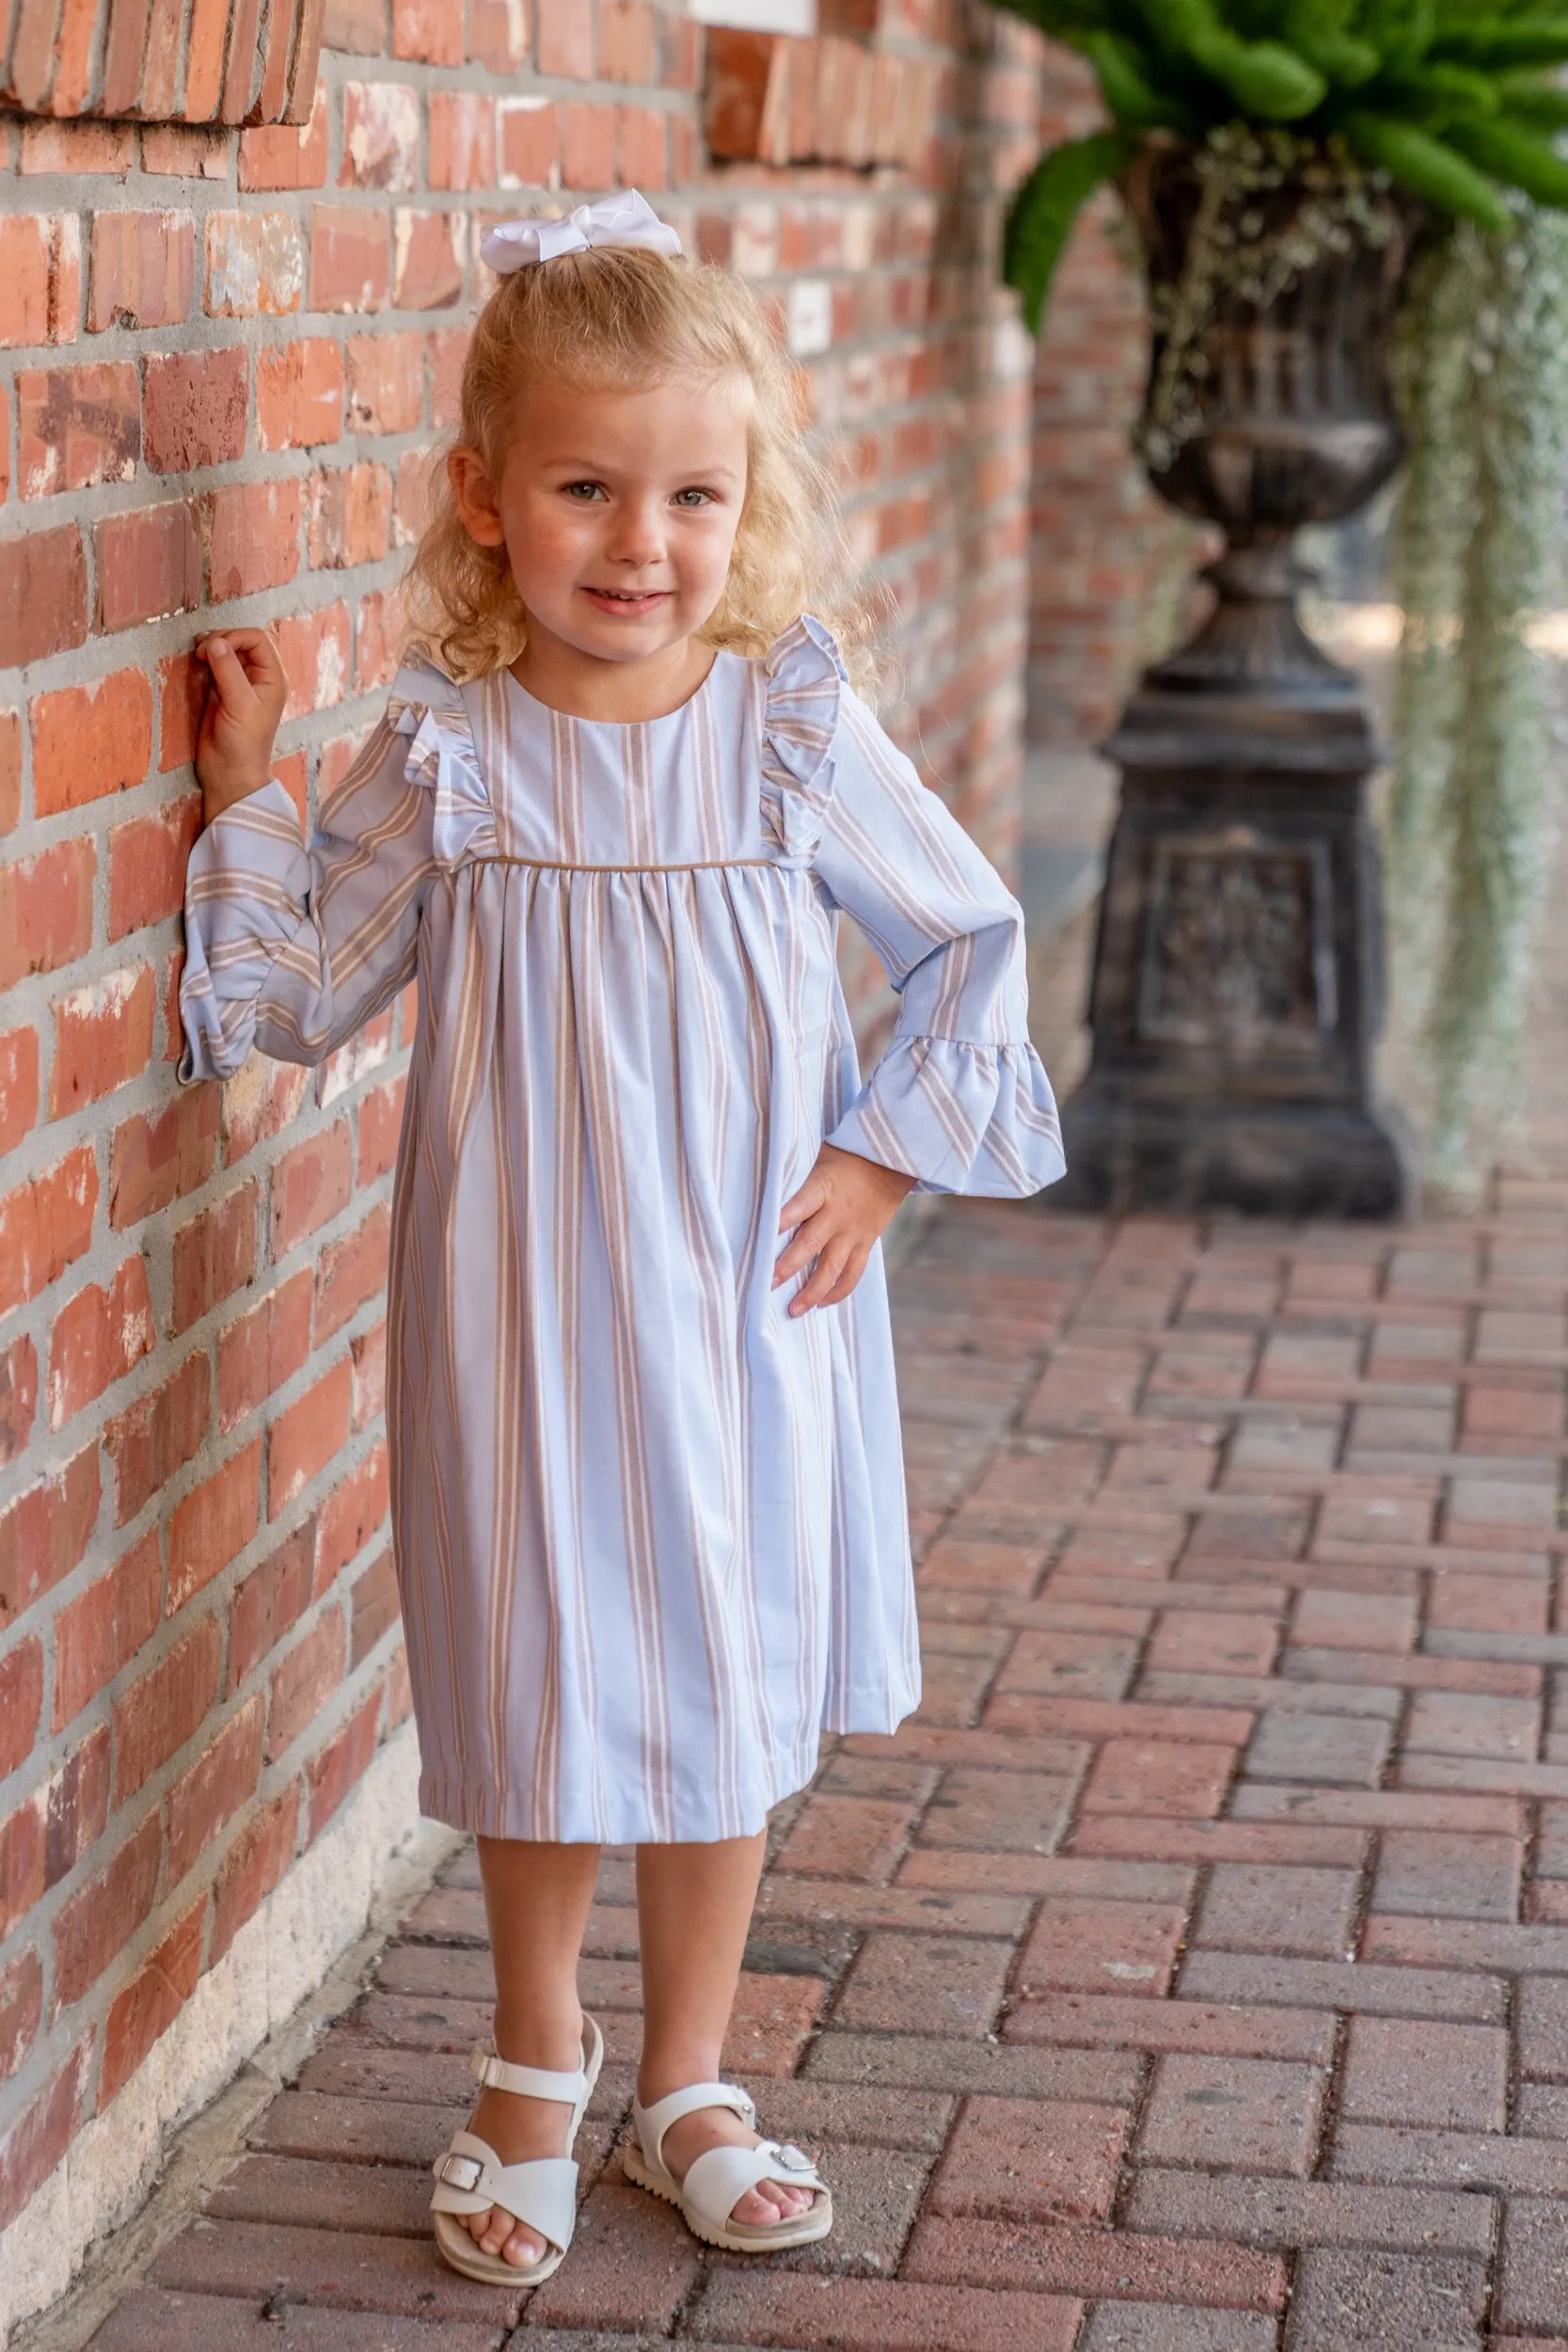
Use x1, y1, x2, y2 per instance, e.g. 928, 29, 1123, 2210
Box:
469, 2041, 588, 2103
633, 2079, 755, 2174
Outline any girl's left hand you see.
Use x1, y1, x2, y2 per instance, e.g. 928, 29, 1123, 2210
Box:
774, 1144, 917, 1314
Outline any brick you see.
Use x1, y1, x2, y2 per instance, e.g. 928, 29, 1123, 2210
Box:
52, 1532, 160, 1732
109, 796, 203, 940
1179, 1948, 1506, 2024
0, 215, 79, 348
267, 1608, 345, 1762
103, 1349, 208, 1523
1083, 2309, 1278, 2352
309, 206, 390, 312
1139, 2051, 1323, 2176
305, 462, 392, 570
430, 92, 495, 189
498, 95, 560, 188
239, 87, 330, 191
0, 1642, 43, 1783
1193, 1863, 1359, 1959
231, 1523, 314, 1696
928, 2094, 1127, 2224
349, 1547, 398, 1666
600, 0, 654, 79
211, 1787, 299, 1963
100, 1899, 204, 2103
1126, 2168, 1495, 2255
345, 330, 423, 433
1147, 1609, 1279, 1676
471, 0, 526, 68
902, 2217, 1286, 2310
0, 1444, 100, 1628
166, 1695, 264, 1883
17, 362, 139, 497
110, 1088, 221, 1227
1079, 1740, 1237, 1819
218, 1269, 312, 1432
1016, 1900, 1184, 1998
0, 2044, 89, 2234
392, 208, 465, 309
0, 1947, 43, 2084
315, 1444, 390, 1585
835, 1931, 1012, 2037
256, 338, 344, 450
1291, 1586, 1417, 1651
171, 1183, 257, 1336
538, 0, 592, 75
1406, 1689, 1541, 1758
166, 1439, 263, 1613
774, 1791, 917, 1883
275, 602, 353, 720
917, 1765, 1076, 1855
96, 501, 201, 630
150, 2217, 521, 2320
89, 211, 194, 332
1497, 2199, 1568, 2334
51, 1810, 160, 2013
341, 81, 420, 188
31, 670, 153, 816
49, 966, 156, 1117
271, 1119, 354, 1256
205, 211, 305, 316
114, 1616, 222, 1802
1372, 1829, 1522, 1921
47, 1255, 154, 1430
560, 100, 616, 190
693, 2273, 1083, 2351
1284, 2250, 1483, 2352
0, 1145, 98, 1318
0, 1336, 39, 1470
394, 0, 463, 58
0, 712, 17, 835
617, 103, 667, 188
307, 1682, 383, 1838
0, 523, 88, 662
204, 477, 301, 599
1243, 1710, 1390, 1788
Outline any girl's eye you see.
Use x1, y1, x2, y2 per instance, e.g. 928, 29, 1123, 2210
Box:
673, 487, 716, 508
562, 482, 607, 501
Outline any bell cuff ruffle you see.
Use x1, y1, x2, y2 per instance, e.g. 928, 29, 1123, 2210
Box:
826, 1034, 1066, 1198
177, 777, 310, 1086
759, 613, 846, 866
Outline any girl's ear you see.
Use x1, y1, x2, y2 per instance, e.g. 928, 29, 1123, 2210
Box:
448, 446, 507, 547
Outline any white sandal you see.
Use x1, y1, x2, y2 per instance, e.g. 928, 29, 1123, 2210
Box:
622, 2079, 832, 2253
430, 2016, 604, 2285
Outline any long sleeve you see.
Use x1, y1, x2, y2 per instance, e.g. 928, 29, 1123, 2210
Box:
764, 622, 1064, 1197
178, 707, 440, 1085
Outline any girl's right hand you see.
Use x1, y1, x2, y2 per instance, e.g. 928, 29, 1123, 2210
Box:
194, 629, 289, 821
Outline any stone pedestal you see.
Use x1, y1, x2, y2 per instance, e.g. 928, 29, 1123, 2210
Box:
1054, 670, 1409, 1219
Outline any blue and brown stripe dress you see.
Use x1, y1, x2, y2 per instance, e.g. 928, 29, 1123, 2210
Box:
179, 617, 1064, 1843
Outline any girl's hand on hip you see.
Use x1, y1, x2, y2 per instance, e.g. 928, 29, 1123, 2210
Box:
194, 629, 290, 822
774, 1143, 917, 1314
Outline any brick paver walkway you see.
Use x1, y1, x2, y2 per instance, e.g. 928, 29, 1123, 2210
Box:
83, 1174, 1568, 2352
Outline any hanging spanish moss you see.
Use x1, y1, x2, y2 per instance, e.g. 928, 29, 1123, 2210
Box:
1387, 201, 1568, 1193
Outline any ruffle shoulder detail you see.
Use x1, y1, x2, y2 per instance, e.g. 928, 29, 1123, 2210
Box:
387, 657, 497, 866
759, 614, 846, 866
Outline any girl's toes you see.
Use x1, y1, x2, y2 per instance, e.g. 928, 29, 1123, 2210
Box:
732, 2184, 781, 2227
504, 2225, 546, 2267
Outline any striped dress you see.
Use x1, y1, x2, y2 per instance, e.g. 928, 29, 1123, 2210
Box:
179, 616, 1064, 1843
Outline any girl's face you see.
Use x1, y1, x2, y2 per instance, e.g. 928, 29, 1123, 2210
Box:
451, 371, 752, 674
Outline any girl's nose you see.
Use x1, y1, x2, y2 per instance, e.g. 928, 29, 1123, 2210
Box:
605, 499, 665, 568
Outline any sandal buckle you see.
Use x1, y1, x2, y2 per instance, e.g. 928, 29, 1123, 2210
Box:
773, 2142, 815, 2172
437, 2153, 484, 2192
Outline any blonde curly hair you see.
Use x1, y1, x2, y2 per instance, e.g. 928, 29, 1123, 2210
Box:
401, 241, 879, 696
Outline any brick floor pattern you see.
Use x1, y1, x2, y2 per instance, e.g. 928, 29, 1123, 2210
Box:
87, 1183, 1568, 2351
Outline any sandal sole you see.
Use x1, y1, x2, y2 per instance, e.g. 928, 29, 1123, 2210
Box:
432, 2208, 565, 2286
620, 2145, 833, 2253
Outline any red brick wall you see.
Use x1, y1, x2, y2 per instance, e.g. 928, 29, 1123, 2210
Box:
1025, 45, 1190, 745
0, 0, 1055, 2256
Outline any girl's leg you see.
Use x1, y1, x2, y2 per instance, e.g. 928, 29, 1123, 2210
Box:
466, 1835, 601, 2266
636, 1833, 816, 2227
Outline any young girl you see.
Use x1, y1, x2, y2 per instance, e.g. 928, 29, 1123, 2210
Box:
179, 191, 1064, 2286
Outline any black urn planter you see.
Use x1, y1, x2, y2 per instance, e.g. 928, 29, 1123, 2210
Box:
1053, 152, 1417, 1219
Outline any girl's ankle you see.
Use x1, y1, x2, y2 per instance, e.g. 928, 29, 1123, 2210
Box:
491, 2002, 585, 2074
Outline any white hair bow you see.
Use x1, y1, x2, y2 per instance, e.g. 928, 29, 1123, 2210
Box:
480, 190, 683, 275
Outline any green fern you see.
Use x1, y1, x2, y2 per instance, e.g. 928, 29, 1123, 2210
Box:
1004, 133, 1138, 334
